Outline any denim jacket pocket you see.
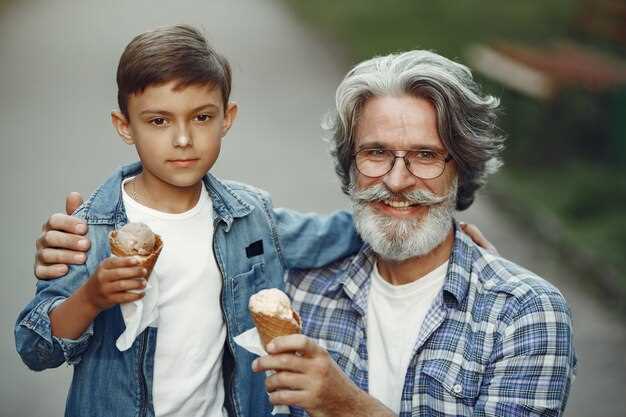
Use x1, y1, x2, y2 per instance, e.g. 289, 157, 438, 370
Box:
232, 262, 267, 332
421, 358, 484, 401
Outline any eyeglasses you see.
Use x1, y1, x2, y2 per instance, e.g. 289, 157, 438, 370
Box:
353, 148, 453, 179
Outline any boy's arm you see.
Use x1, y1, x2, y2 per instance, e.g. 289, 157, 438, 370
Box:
50, 256, 146, 339
272, 208, 362, 270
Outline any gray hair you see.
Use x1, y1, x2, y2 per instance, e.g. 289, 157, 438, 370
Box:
325, 50, 504, 210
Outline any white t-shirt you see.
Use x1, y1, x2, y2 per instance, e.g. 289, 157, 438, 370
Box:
122, 179, 226, 417
366, 261, 447, 414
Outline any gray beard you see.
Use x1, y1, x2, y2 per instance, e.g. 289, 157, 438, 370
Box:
351, 180, 457, 262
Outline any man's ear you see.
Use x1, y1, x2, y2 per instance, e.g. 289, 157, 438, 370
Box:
111, 111, 134, 145
221, 102, 238, 138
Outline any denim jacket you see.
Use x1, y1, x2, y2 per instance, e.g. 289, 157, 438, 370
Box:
15, 162, 361, 417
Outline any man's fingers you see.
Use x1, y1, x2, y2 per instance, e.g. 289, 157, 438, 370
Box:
268, 389, 307, 406
37, 248, 86, 266
34, 264, 69, 280
46, 213, 88, 235
266, 334, 317, 356
252, 353, 308, 373
65, 192, 84, 215
460, 222, 499, 255
39, 230, 90, 252
265, 371, 308, 393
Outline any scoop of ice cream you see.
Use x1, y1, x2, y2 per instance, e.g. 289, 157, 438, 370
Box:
115, 222, 156, 255
249, 288, 293, 320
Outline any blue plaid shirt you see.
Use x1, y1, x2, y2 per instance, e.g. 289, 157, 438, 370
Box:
285, 228, 576, 417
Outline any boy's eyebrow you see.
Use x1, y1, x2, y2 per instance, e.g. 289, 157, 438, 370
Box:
139, 103, 221, 116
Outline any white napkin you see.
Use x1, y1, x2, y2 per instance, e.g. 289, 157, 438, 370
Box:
115, 274, 159, 351
234, 328, 289, 415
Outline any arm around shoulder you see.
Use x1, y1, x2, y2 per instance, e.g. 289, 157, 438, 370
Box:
272, 207, 362, 270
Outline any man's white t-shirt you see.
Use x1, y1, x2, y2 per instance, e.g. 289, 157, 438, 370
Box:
366, 261, 447, 414
122, 179, 226, 417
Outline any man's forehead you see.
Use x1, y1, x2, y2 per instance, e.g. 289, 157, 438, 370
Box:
355, 94, 444, 150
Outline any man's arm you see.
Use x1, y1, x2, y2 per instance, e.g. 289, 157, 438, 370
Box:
252, 335, 396, 417
35, 192, 90, 279
476, 292, 576, 416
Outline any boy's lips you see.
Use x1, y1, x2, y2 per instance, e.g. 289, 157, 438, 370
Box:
168, 158, 199, 168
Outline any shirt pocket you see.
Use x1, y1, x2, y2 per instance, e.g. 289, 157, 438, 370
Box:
420, 358, 484, 406
232, 262, 267, 331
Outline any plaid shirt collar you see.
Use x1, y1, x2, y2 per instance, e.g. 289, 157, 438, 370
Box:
326, 222, 474, 316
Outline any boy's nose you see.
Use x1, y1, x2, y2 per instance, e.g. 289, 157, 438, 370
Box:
173, 129, 192, 147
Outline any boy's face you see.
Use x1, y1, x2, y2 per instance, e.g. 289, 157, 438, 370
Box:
112, 81, 237, 191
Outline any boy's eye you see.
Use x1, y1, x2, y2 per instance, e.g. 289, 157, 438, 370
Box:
150, 117, 167, 126
195, 114, 212, 122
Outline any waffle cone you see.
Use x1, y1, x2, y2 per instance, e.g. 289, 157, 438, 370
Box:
108, 231, 163, 280
251, 309, 301, 349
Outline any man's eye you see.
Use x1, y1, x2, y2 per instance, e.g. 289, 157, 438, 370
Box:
415, 150, 437, 160
150, 118, 167, 126
364, 149, 387, 158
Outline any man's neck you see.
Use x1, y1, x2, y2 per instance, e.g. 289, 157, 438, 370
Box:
376, 228, 454, 285
126, 174, 202, 214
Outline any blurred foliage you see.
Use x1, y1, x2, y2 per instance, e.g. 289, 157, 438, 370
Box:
285, 0, 626, 287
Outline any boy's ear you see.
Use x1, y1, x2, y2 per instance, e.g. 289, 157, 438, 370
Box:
221, 102, 238, 138
111, 111, 134, 145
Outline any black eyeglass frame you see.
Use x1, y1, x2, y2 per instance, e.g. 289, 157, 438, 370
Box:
352, 148, 453, 180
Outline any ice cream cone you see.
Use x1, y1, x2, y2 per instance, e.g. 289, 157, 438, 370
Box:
109, 231, 163, 280
250, 309, 301, 349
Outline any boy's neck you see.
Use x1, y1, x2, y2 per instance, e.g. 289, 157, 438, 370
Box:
125, 173, 202, 214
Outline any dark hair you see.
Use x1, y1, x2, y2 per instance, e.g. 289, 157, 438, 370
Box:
116, 24, 232, 117
326, 50, 504, 210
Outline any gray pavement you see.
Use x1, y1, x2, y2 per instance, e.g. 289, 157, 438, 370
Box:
0, 1, 623, 416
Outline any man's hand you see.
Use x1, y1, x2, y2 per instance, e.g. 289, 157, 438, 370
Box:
459, 222, 499, 255
252, 335, 394, 417
35, 192, 90, 279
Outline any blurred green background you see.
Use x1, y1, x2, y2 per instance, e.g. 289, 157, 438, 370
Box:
284, 0, 626, 302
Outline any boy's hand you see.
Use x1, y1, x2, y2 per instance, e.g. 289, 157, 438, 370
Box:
35, 192, 91, 279
459, 222, 499, 255
81, 256, 148, 313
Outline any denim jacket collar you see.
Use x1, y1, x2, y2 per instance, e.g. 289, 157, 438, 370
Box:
81, 162, 253, 230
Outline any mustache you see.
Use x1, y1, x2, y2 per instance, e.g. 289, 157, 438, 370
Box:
350, 183, 450, 206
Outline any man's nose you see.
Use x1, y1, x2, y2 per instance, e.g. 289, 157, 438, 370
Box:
382, 157, 418, 193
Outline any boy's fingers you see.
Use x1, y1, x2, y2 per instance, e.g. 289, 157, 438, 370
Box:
460, 223, 499, 255
65, 192, 84, 215
100, 265, 146, 282
45, 213, 88, 235
112, 291, 145, 304
34, 264, 69, 280
101, 256, 140, 269
106, 277, 147, 293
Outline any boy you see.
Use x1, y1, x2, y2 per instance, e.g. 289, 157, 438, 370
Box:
15, 25, 361, 417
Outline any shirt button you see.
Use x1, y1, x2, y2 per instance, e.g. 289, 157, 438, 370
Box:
453, 384, 463, 394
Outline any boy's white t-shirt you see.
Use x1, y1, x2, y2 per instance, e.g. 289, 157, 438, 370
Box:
366, 261, 447, 414
122, 178, 226, 417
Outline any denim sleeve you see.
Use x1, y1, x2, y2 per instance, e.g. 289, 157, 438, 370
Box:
15, 226, 102, 370
475, 292, 577, 416
272, 207, 362, 270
